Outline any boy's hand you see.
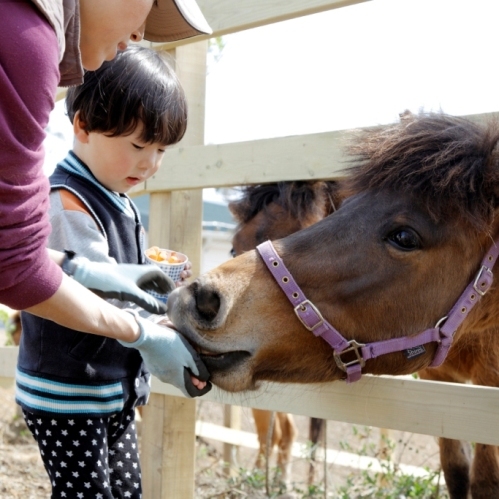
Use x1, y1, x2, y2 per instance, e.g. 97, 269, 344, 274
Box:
177, 260, 193, 287
119, 312, 212, 397
63, 252, 174, 314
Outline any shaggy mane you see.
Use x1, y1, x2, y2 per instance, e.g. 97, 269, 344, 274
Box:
229, 181, 333, 224
342, 112, 499, 229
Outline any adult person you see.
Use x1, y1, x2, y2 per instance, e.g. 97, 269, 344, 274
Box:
0, 0, 213, 396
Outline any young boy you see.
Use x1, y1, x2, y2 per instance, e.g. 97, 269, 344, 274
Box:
16, 46, 208, 498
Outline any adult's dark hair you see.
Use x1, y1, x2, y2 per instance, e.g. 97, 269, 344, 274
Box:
66, 45, 187, 146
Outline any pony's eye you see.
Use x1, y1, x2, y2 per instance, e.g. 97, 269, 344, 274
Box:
230, 248, 237, 258
386, 228, 421, 251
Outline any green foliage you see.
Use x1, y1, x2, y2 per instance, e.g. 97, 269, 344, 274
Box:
0, 308, 17, 346
336, 427, 448, 499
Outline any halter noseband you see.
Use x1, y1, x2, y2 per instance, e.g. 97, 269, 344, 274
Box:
257, 239, 499, 383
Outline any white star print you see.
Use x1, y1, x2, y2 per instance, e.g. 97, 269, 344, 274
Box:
66, 451, 73, 457
61, 492, 66, 498
125, 472, 131, 479
97, 460, 102, 467
84, 482, 91, 489
85, 450, 92, 457
55, 471, 61, 478
78, 461, 85, 468
96, 428, 102, 434
60, 461, 67, 468
37, 419, 42, 425
56, 441, 62, 447
79, 429, 87, 436
96, 494, 103, 499
73, 440, 80, 447
118, 442, 124, 448
45, 429, 51, 436
126, 452, 131, 458
77, 493, 84, 498
87, 419, 93, 425
92, 439, 98, 445
125, 433, 131, 440
134, 482, 139, 488
61, 429, 68, 436
66, 482, 73, 488
115, 479, 123, 486
117, 461, 124, 467
124, 492, 132, 498
91, 472, 98, 478
42, 439, 47, 446
132, 462, 138, 469
68, 420, 75, 425
51, 419, 57, 425
103, 481, 109, 488
72, 471, 79, 478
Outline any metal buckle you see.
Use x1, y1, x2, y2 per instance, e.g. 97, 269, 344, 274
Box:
333, 340, 366, 372
473, 265, 493, 296
293, 300, 325, 332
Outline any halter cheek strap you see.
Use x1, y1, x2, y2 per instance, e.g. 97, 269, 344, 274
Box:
257, 239, 499, 383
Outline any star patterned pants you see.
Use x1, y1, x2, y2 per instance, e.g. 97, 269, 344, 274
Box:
23, 407, 142, 499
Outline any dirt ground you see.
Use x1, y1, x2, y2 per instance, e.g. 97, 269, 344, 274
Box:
0, 379, 447, 498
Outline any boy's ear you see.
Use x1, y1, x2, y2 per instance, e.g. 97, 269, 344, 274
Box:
73, 111, 90, 144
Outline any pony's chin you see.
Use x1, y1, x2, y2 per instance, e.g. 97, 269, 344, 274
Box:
199, 350, 252, 376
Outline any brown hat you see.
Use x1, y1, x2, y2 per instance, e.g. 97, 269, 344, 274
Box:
145, 0, 212, 43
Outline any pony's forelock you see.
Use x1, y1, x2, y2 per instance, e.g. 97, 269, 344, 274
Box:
342, 112, 499, 230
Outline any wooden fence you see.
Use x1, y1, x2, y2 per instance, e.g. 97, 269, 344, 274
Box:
2, 1, 499, 497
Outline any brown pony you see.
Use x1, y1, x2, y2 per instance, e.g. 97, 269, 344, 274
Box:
229, 181, 339, 483
168, 112, 499, 499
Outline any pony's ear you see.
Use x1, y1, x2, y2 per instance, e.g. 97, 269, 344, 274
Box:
324, 181, 343, 214
228, 198, 247, 222
399, 109, 416, 123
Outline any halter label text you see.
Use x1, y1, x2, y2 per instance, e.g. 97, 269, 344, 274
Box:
403, 345, 426, 360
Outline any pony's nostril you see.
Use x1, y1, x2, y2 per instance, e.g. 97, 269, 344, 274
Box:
194, 284, 221, 322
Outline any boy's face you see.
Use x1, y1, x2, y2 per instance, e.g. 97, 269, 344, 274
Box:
75, 122, 166, 193
79, 0, 154, 70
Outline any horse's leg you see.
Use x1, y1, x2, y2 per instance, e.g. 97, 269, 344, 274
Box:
252, 409, 281, 470
274, 412, 297, 482
419, 368, 471, 499
469, 365, 499, 499
307, 418, 324, 484
469, 444, 499, 498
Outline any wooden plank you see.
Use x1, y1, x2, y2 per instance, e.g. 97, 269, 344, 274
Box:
142, 41, 209, 498
147, 129, 349, 190
147, 111, 499, 191
154, 0, 371, 48
223, 404, 241, 476
150, 376, 499, 446
0, 346, 17, 388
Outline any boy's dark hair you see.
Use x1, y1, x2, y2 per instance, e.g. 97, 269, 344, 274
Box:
66, 45, 187, 146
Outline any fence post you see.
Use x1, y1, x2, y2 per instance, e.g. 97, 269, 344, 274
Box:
141, 40, 209, 498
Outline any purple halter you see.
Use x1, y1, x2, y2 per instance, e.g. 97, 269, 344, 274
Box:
257, 239, 499, 383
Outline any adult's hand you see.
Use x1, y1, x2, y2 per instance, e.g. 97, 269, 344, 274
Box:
63, 252, 174, 314
119, 311, 212, 397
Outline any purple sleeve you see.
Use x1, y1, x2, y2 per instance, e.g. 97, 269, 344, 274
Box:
0, 2, 63, 309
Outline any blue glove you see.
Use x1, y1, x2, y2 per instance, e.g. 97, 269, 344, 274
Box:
62, 250, 174, 315
119, 311, 212, 397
